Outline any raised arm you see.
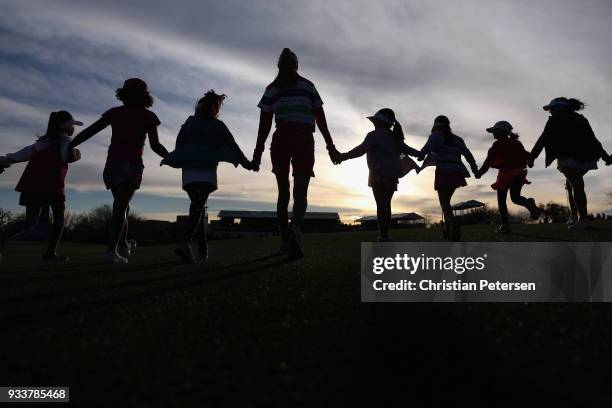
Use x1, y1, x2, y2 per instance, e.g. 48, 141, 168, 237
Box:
68, 117, 109, 150
252, 110, 273, 169
148, 127, 169, 159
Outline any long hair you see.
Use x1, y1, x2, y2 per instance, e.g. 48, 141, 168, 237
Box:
392, 120, 404, 141
567, 98, 586, 112
432, 115, 453, 145
195, 90, 227, 117
272, 48, 298, 87
509, 131, 520, 140
37, 111, 71, 142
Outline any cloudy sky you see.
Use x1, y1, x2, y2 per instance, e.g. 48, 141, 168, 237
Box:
1, 0, 611, 222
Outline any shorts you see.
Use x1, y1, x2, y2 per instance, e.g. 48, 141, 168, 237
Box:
434, 170, 467, 191
19, 192, 65, 207
103, 161, 144, 190
270, 128, 315, 178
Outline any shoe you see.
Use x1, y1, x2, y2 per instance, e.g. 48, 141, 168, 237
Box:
495, 224, 511, 234
118, 239, 137, 258
174, 241, 195, 263
528, 199, 541, 220
287, 224, 303, 260
197, 240, 209, 261
450, 222, 461, 241
104, 250, 128, 264
42, 253, 70, 262
568, 219, 592, 230
377, 234, 393, 242
441, 224, 450, 240
566, 216, 578, 226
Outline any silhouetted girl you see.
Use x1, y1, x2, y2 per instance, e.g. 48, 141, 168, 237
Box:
336, 109, 423, 241
68, 78, 169, 263
0, 111, 82, 261
162, 90, 253, 263
530, 98, 612, 230
420, 115, 479, 241
251, 48, 340, 259
477, 121, 540, 233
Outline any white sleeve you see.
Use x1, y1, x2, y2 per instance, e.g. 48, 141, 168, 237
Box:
5, 143, 37, 163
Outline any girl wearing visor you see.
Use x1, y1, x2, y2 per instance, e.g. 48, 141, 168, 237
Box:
69, 78, 170, 263
336, 108, 423, 242
477, 121, 541, 233
530, 97, 612, 230
0, 111, 82, 261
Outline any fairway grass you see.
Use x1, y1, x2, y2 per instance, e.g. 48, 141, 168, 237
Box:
1, 222, 612, 406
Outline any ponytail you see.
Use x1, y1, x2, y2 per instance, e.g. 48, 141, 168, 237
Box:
510, 131, 520, 140
568, 98, 586, 112
272, 48, 298, 87
393, 120, 404, 140
195, 90, 227, 117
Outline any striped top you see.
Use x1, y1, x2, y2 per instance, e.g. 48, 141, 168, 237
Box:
421, 131, 478, 177
257, 76, 323, 132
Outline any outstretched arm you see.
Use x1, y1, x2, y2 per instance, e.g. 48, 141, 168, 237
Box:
148, 127, 169, 159
314, 107, 341, 163
461, 142, 479, 175
401, 142, 425, 159
252, 110, 273, 169
339, 135, 374, 162
68, 117, 109, 150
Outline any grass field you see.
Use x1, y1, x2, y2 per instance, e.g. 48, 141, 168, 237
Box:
1, 222, 612, 406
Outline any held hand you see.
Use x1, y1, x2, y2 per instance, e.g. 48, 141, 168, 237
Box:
604, 154, 612, 166
327, 145, 342, 165
528, 156, 535, 168
251, 157, 261, 172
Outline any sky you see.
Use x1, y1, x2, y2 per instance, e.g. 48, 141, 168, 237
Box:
1, 0, 612, 222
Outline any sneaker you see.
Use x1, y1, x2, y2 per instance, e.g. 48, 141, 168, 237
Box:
527, 199, 541, 220
568, 219, 592, 230
197, 240, 209, 261
287, 224, 303, 260
378, 234, 393, 242
450, 222, 461, 242
495, 224, 511, 234
118, 239, 137, 258
42, 253, 70, 262
104, 250, 128, 264
566, 216, 578, 226
174, 241, 195, 263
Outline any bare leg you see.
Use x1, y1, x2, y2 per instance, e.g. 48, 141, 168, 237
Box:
497, 188, 509, 224
562, 169, 588, 220
437, 188, 456, 225
275, 173, 291, 242
25, 205, 42, 228
291, 175, 311, 229
109, 183, 136, 253
565, 179, 578, 221
372, 184, 394, 239
118, 204, 130, 249
46, 201, 65, 255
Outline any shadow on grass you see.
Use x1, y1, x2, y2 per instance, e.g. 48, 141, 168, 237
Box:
0, 252, 293, 326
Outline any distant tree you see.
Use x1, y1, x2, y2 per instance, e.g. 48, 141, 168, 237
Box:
542, 202, 571, 223
0, 208, 12, 228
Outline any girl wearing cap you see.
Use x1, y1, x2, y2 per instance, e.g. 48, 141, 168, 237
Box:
252, 48, 340, 259
0, 111, 82, 261
420, 115, 479, 241
69, 78, 170, 263
162, 90, 253, 263
530, 98, 612, 230
336, 109, 423, 242
477, 121, 540, 233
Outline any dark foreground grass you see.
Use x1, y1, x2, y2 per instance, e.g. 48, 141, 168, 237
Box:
1, 222, 612, 406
